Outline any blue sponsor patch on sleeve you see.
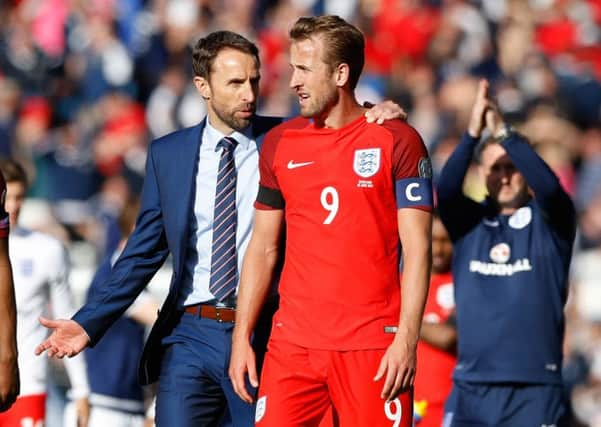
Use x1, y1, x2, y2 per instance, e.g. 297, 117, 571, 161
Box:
396, 177, 433, 209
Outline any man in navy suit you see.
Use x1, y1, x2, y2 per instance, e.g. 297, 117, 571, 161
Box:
35, 30, 402, 426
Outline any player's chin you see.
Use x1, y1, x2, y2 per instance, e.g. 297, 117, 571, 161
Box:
498, 191, 518, 205
492, 189, 509, 204
298, 104, 316, 118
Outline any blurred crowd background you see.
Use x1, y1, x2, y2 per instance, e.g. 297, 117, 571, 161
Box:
1, 0, 601, 425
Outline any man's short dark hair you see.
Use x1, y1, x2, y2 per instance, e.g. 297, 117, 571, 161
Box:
0, 158, 27, 186
192, 31, 260, 79
289, 15, 365, 90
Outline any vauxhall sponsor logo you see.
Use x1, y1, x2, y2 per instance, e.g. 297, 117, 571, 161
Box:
470, 258, 533, 276
469, 242, 533, 276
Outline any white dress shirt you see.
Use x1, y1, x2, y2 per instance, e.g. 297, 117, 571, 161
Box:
178, 118, 259, 306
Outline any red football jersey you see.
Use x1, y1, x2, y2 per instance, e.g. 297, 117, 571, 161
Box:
0, 172, 9, 238
414, 271, 456, 427
256, 116, 431, 350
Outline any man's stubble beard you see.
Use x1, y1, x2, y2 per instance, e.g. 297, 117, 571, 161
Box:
214, 104, 256, 132
300, 87, 338, 119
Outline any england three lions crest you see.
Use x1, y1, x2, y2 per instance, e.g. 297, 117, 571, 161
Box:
354, 148, 381, 178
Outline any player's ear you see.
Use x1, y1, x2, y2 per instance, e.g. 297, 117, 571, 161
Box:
194, 76, 211, 100
334, 63, 350, 88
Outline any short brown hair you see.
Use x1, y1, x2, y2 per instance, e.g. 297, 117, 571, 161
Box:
289, 15, 365, 90
192, 31, 260, 79
0, 158, 27, 186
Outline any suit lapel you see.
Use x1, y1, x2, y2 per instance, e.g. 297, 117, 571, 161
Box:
173, 120, 206, 274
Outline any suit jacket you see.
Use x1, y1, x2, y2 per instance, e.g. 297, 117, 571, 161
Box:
73, 115, 283, 385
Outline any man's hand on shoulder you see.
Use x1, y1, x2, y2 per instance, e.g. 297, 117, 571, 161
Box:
364, 100, 407, 124
35, 317, 90, 358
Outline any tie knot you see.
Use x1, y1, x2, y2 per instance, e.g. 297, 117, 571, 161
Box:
218, 137, 238, 152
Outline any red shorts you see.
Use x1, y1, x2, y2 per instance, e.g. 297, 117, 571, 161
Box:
256, 339, 413, 427
413, 399, 443, 427
0, 394, 45, 427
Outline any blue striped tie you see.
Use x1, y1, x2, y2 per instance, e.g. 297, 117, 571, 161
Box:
209, 136, 238, 301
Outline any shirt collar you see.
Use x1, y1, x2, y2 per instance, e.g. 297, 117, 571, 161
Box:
202, 117, 253, 151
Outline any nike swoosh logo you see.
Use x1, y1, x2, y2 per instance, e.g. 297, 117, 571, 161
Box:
483, 219, 499, 227
287, 160, 314, 169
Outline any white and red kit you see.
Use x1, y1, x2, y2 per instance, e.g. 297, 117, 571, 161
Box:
0, 227, 89, 427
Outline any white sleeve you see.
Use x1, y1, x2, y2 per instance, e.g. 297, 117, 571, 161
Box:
64, 353, 90, 398
48, 241, 90, 398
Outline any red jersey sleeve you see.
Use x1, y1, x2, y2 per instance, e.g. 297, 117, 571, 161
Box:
387, 121, 433, 211
0, 173, 9, 237
255, 117, 308, 210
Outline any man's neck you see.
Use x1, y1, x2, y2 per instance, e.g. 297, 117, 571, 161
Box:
500, 206, 518, 215
207, 110, 234, 135
314, 92, 365, 129
495, 196, 531, 216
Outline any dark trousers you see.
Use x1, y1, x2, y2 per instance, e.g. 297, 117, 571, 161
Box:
443, 380, 568, 427
155, 301, 274, 427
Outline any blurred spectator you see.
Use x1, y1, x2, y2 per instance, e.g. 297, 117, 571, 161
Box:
93, 93, 147, 182
0, 5, 54, 95
145, 64, 205, 138
438, 80, 576, 426
568, 232, 601, 426
413, 213, 456, 427
0, 159, 90, 427
30, 121, 103, 240
0, 78, 21, 157
64, 197, 159, 427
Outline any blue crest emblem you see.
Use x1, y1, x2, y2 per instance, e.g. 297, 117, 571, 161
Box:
20, 259, 34, 276
353, 148, 381, 178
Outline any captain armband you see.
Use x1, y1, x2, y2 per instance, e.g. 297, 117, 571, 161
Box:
395, 178, 433, 209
